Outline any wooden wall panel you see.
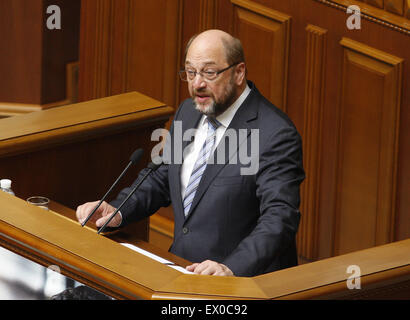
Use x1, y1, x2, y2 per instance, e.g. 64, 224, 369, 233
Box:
333, 38, 403, 255
231, 0, 290, 111
42, 0, 81, 104
0, 0, 43, 104
406, 0, 410, 18
78, 0, 183, 111
199, 0, 219, 30
0, 0, 80, 114
385, 0, 404, 15
298, 25, 328, 261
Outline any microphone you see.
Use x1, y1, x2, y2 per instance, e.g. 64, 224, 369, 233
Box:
97, 158, 163, 234
80, 148, 144, 227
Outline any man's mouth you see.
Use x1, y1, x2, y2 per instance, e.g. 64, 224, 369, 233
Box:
195, 94, 211, 104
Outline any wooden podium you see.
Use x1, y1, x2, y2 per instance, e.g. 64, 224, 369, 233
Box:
0, 93, 409, 299
0, 191, 409, 300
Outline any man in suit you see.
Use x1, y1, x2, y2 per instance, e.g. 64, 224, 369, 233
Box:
76, 29, 305, 277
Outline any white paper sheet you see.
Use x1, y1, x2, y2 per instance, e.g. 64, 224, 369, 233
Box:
120, 243, 194, 274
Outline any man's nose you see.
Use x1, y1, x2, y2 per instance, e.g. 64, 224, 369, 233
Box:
192, 73, 207, 90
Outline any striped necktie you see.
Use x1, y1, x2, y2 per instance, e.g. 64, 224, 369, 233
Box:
183, 117, 220, 217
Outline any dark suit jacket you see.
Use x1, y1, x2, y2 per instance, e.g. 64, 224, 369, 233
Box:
110, 81, 305, 277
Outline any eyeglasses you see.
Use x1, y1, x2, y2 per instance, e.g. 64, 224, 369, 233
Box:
179, 62, 240, 82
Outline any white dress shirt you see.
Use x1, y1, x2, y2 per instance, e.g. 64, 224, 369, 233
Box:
180, 84, 251, 199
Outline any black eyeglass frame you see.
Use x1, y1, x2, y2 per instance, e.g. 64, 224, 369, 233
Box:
179, 62, 241, 82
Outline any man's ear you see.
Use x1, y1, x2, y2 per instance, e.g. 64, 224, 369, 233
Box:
235, 62, 246, 86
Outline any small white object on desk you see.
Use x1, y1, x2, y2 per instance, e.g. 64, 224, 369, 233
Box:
120, 243, 194, 274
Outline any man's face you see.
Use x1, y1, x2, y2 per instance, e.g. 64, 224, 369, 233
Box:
185, 41, 237, 117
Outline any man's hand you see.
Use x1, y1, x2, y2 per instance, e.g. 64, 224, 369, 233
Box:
186, 260, 234, 276
76, 201, 121, 228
